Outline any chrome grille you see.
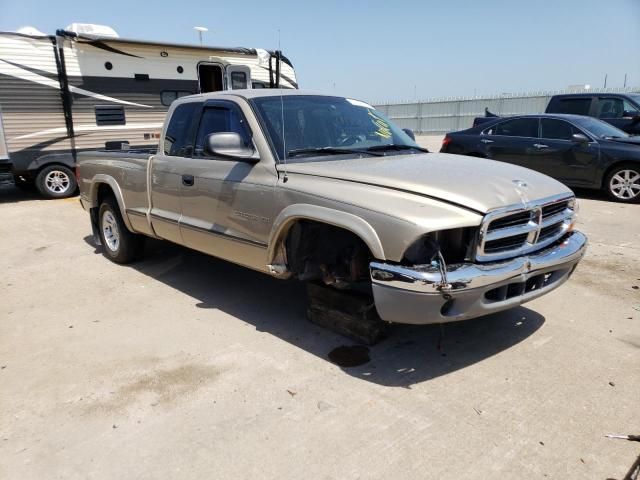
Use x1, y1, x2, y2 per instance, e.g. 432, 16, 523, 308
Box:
477, 195, 576, 262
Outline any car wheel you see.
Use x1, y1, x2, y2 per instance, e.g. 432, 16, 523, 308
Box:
604, 164, 640, 203
98, 197, 145, 264
35, 165, 77, 199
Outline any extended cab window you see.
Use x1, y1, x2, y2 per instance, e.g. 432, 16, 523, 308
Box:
163, 102, 199, 156
493, 118, 539, 138
194, 105, 251, 157
553, 98, 592, 115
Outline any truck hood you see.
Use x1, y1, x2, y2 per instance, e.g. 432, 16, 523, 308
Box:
278, 153, 572, 214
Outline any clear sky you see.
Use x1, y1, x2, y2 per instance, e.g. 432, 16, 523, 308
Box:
1, 0, 638, 103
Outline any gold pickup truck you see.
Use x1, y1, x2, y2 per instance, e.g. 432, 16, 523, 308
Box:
78, 90, 587, 325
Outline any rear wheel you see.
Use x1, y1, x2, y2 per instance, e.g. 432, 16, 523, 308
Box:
98, 197, 145, 263
35, 165, 77, 199
604, 164, 640, 203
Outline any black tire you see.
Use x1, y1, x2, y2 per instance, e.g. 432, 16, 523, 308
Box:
604, 163, 640, 203
35, 165, 77, 199
12, 176, 35, 191
98, 197, 145, 264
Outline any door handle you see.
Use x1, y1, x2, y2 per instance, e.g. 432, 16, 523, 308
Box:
481, 139, 494, 144
533, 143, 548, 149
182, 174, 194, 186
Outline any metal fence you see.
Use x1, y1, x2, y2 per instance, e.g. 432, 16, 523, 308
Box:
373, 87, 640, 135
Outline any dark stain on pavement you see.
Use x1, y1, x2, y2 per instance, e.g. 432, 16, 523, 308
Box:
328, 345, 370, 367
83, 363, 219, 413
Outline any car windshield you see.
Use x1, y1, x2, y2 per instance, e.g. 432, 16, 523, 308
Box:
575, 116, 630, 139
250, 95, 421, 162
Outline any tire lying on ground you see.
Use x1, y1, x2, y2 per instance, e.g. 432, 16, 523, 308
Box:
604, 163, 640, 203
98, 196, 145, 264
35, 165, 77, 199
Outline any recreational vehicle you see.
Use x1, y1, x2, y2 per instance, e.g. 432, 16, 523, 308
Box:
0, 24, 298, 198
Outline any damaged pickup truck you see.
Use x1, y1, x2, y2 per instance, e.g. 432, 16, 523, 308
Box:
78, 90, 587, 327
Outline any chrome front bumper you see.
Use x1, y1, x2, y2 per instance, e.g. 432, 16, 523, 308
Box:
370, 231, 587, 325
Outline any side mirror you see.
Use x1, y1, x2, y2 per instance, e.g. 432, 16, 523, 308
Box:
204, 132, 258, 161
402, 128, 416, 141
571, 133, 590, 145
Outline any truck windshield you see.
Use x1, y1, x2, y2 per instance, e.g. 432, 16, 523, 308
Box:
576, 116, 630, 139
250, 95, 421, 162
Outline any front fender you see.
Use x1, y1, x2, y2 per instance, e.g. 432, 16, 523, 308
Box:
267, 203, 386, 262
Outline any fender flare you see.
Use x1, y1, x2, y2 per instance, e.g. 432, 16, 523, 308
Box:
267, 204, 386, 262
87, 174, 134, 232
26, 152, 76, 172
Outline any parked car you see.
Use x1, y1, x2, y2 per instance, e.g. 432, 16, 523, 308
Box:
473, 93, 640, 135
78, 90, 586, 328
442, 114, 640, 203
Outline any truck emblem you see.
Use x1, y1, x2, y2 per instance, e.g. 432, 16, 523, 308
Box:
512, 180, 528, 188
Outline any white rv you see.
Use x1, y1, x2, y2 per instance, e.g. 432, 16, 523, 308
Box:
0, 24, 298, 197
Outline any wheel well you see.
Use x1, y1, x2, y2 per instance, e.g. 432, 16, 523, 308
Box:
283, 220, 373, 287
601, 161, 639, 188
35, 162, 75, 176
96, 183, 115, 206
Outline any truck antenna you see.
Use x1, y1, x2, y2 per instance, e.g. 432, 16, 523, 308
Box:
278, 28, 288, 183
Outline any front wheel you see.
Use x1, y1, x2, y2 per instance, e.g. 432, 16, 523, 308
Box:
604, 164, 640, 203
35, 165, 77, 199
98, 197, 145, 264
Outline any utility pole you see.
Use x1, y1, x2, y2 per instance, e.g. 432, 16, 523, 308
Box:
624, 73, 628, 88
603, 73, 608, 89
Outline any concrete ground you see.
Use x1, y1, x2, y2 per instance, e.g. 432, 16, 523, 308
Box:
0, 185, 638, 480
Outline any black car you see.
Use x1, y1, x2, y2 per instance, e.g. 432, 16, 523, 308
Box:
441, 114, 640, 203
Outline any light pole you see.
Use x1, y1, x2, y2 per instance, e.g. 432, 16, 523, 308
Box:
193, 26, 208, 46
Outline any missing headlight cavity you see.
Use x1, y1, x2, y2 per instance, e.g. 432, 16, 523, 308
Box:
402, 227, 477, 265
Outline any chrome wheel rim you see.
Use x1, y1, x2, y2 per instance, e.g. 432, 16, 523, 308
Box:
609, 169, 640, 200
44, 170, 71, 194
101, 211, 120, 252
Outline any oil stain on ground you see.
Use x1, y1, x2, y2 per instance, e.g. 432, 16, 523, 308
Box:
83, 363, 219, 414
328, 345, 370, 367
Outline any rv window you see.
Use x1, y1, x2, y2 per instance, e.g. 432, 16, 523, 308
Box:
161, 90, 194, 107
252, 82, 266, 89
230, 71, 247, 89
95, 105, 125, 126
194, 106, 251, 157
163, 102, 199, 156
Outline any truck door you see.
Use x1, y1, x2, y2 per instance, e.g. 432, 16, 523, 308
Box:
595, 96, 640, 135
149, 101, 199, 244
226, 65, 251, 90
177, 99, 276, 269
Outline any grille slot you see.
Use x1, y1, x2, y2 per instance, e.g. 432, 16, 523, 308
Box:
484, 233, 529, 253
542, 201, 569, 219
487, 211, 531, 232
477, 196, 575, 262
538, 222, 564, 242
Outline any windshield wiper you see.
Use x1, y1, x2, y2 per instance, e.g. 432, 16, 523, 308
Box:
365, 144, 430, 153
287, 147, 384, 158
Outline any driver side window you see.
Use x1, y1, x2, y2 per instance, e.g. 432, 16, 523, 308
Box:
193, 105, 251, 157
